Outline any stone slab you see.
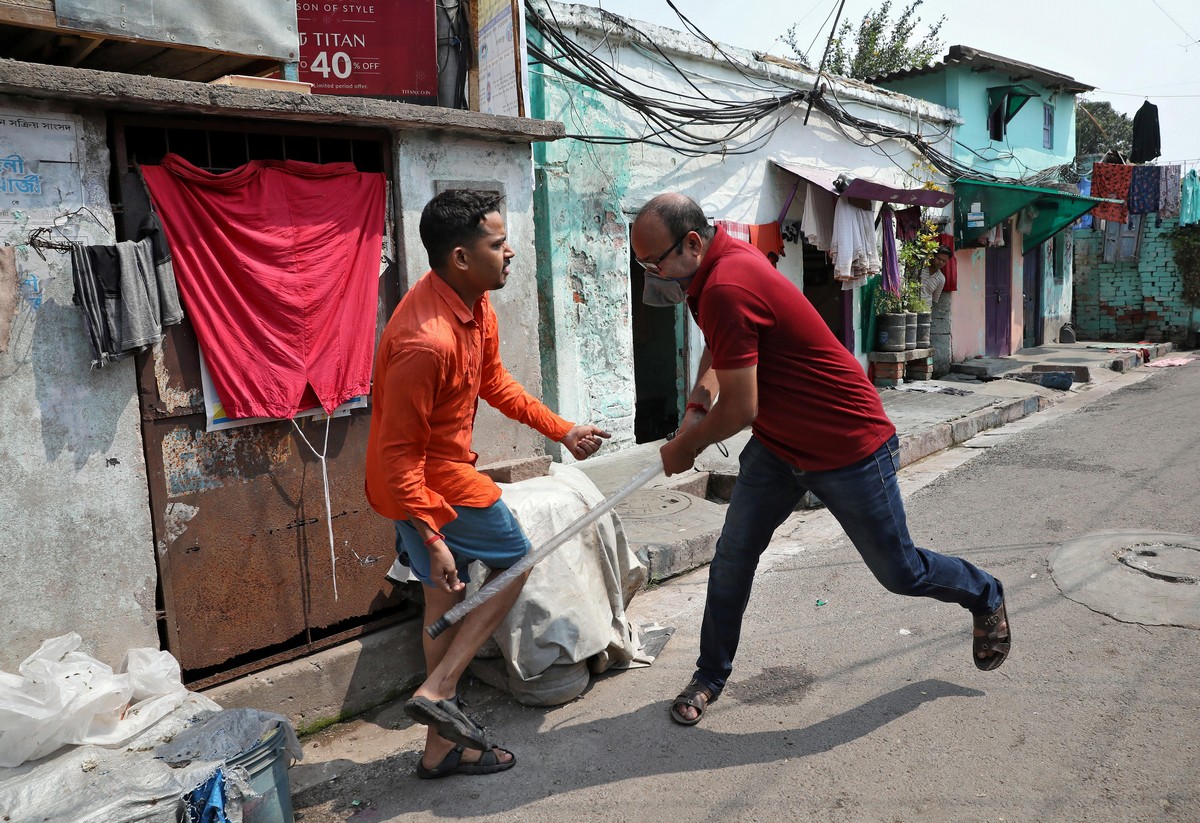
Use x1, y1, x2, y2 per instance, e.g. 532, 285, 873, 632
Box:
1031, 363, 1093, 383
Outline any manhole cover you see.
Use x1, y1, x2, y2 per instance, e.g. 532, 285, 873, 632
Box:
618, 489, 695, 518
1049, 531, 1200, 629
1116, 543, 1200, 584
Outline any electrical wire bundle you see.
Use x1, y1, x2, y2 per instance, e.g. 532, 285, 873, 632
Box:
526, 0, 807, 157
526, 0, 1081, 188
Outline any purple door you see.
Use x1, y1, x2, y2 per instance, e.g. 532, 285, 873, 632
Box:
984, 233, 1012, 356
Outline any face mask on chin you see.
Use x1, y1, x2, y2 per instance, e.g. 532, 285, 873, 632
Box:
642, 275, 691, 306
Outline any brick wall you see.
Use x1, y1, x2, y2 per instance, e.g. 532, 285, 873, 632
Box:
1073, 216, 1198, 346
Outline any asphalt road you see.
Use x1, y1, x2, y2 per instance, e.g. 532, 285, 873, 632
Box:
293, 360, 1200, 822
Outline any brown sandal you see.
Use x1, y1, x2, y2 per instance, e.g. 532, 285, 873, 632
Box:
670, 678, 717, 726
973, 600, 1011, 671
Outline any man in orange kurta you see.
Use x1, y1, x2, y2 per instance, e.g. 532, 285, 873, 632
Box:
366, 189, 608, 778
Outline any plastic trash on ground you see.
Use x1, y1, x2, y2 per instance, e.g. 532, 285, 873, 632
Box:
0, 632, 188, 768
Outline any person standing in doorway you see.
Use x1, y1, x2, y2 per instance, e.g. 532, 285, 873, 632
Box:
920, 245, 953, 309
630, 193, 1009, 727
366, 189, 609, 775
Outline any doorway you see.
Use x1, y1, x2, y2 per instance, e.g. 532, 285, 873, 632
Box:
801, 239, 851, 346
984, 224, 1013, 357
630, 260, 685, 443
112, 116, 412, 687
1022, 243, 1044, 349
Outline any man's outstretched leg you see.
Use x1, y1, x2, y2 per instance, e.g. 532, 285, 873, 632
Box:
407, 568, 530, 777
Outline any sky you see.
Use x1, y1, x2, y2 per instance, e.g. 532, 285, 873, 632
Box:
574, 0, 1200, 164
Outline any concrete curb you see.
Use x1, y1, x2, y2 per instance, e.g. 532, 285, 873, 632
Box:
898, 394, 1047, 468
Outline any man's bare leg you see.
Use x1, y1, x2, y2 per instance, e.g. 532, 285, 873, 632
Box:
415, 569, 529, 768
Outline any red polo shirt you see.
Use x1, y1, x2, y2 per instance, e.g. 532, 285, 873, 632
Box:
687, 227, 894, 471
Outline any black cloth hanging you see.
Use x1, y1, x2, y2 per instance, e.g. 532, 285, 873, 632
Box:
1130, 101, 1161, 163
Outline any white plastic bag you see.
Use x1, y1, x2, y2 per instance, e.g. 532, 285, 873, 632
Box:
0, 633, 187, 767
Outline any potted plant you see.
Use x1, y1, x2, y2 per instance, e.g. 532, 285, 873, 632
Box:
874, 287, 907, 352
904, 279, 932, 349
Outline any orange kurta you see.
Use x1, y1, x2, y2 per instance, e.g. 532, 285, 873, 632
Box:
365, 271, 572, 531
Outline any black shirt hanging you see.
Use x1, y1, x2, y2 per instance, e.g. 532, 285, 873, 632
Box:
1130, 101, 1161, 163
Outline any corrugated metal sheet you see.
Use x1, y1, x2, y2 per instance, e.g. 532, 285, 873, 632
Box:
56, 0, 299, 61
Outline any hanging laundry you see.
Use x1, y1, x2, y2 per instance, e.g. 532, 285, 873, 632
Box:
894, 206, 922, 242
1090, 162, 1133, 224
1130, 101, 1161, 164
713, 219, 751, 242
829, 197, 880, 290
1181, 170, 1200, 227
69, 216, 183, 369
1159, 165, 1182, 221
748, 221, 786, 265
879, 207, 901, 297
1126, 165, 1161, 216
936, 232, 958, 292
1074, 179, 1094, 230
142, 154, 386, 419
800, 183, 835, 251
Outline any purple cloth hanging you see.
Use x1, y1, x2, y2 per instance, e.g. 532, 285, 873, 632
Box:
881, 206, 902, 296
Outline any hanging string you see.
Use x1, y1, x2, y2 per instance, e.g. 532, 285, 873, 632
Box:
291, 415, 379, 602
292, 416, 340, 600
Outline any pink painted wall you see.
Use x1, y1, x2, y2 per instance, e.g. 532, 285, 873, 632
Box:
950, 246, 987, 361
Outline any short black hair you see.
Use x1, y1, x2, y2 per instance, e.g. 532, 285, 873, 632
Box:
635, 194, 715, 241
934, 245, 953, 257
419, 189, 505, 269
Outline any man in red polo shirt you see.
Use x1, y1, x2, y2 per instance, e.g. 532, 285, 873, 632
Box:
366, 189, 608, 776
631, 193, 1009, 727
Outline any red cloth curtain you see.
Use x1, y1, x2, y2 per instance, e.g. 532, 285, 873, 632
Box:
143, 154, 386, 419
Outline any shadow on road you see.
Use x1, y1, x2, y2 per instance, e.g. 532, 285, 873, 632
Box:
292, 678, 984, 819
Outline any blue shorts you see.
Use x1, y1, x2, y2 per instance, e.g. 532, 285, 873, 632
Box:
394, 499, 531, 587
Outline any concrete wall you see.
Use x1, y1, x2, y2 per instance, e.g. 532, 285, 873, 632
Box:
1073, 216, 1200, 345
0, 99, 159, 671
393, 132, 554, 465
530, 1, 958, 446
1042, 231, 1073, 344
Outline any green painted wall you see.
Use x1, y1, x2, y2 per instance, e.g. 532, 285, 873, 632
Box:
530, 51, 639, 448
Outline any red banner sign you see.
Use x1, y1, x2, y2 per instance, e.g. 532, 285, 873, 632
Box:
296, 1, 437, 101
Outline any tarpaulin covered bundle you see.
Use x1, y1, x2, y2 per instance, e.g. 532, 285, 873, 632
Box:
479, 465, 652, 706
142, 154, 386, 420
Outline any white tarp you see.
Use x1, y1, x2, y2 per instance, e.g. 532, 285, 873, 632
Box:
478, 465, 650, 705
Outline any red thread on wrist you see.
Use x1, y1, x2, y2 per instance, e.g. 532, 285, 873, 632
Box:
424, 531, 445, 546
685, 402, 709, 414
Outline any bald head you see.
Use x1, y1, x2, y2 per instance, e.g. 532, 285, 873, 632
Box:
634, 193, 715, 242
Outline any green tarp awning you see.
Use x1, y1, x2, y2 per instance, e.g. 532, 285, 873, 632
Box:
954, 178, 1113, 254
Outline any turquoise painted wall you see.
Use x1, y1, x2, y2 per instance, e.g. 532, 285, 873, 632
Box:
529, 46, 639, 449
879, 67, 1077, 179
1073, 217, 1199, 345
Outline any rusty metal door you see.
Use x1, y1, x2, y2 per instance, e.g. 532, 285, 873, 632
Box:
115, 118, 410, 684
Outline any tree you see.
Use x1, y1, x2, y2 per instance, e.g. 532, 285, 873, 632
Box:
1075, 99, 1133, 160
784, 0, 945, 81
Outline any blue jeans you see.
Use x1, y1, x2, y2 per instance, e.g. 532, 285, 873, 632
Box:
694, 434, 1004, 694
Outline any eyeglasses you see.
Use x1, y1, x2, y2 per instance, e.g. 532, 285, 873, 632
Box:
636, 228, 700, 274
